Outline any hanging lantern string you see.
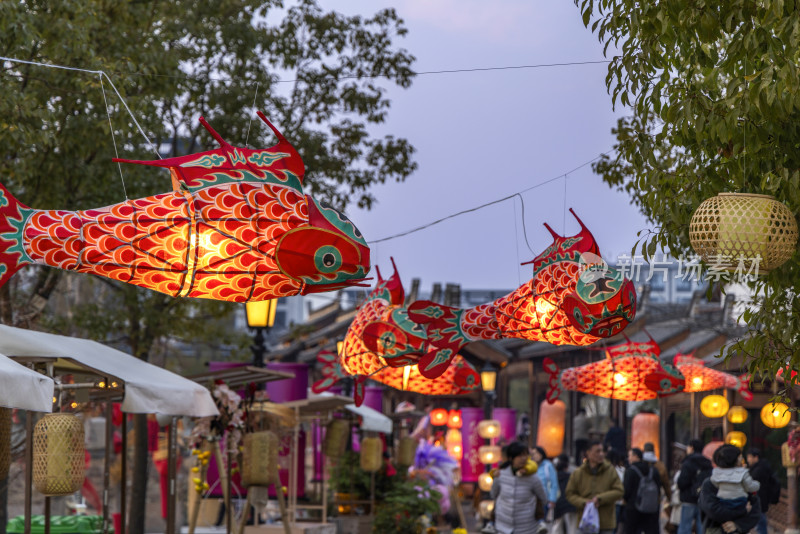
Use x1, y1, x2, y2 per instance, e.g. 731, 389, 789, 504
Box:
245, 82, 261, 148
0, 55, 161, 159
369, 151, 610, 244
563, 174, 568, 234
100, 74, 128, 200
512, 197, 522, 287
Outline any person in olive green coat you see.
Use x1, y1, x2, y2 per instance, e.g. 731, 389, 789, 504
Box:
565, 441, 624, 534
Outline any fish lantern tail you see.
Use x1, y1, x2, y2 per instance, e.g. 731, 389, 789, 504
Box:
542, 357, 562, 404
311, 350, 348, 394
738, 374, 753, 401
0, 183, 32, 289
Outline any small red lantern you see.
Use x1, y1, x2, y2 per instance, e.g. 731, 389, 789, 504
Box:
447, 409, 462, 429
430, 408, 448, 427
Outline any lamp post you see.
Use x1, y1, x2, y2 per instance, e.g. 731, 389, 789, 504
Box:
479, 361, 498, 527
245, 299, 278, 367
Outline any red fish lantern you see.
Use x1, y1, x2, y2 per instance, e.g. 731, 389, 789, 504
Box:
543, 339, 684, 402
0, 113, 370, 301
675, 353, 752, 400
311, 260, 480, 406
405, 210, 636, 379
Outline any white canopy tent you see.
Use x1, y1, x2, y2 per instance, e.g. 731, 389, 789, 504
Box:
0, 324, 217, 417
310, 391, 393, 434
0, 351, 53, 412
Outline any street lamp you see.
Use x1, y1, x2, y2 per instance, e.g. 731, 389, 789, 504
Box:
481, 362, 498, 420
245, 299, 278, 367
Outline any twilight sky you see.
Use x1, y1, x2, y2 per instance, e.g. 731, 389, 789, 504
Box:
321, 0, 653, 292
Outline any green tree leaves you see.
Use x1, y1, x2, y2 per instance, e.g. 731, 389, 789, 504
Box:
576, 0, 800, 373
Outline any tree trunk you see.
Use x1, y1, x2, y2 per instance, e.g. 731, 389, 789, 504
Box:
0, 475, 7, 534
128, 413, 150, 534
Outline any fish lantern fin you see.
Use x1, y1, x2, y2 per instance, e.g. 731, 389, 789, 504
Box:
416, 347, 455, 379
738, 375, 753, 401
542, 357, 562, 404
310, 349, 348, 393
0, 182, 33, 290
353, 376, 366, 407
113, 114, 305, 193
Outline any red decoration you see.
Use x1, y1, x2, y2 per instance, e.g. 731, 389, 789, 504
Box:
674, 353, 752, 400
447, 409, 463, 429
0, 113, 370, 301
430, 409, 448, 427
543, 339, 684, 402
406, 210, 636, 379
311, 260, 480, 406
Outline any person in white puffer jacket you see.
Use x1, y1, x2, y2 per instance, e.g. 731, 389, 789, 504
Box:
709, 444, 760, 512
490, 441, 549, 534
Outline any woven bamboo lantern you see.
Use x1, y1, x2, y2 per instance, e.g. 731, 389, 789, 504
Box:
478, 445, 502, 464
478, 472, 494, 492
536, 399, 566, 457
631, 412, 660, 457
241, 431, 278, 487
397, 436, 417, 467
689, 193, 798, 273
727, 406, 748, 424
323, 419, 349, 457
33, 414, 85, 496
761, 402, 791, 428
360, 437, 382, 472
0, 408, 10, 479
477, 419, 501, 439
700, 395, 729, 418
725, 431, 747, 449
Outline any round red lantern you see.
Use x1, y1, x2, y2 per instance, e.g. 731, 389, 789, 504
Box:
430, 408, 448, 427
536, 399, 565, 457
447, 409, 463, 429
631, 412, 660, 457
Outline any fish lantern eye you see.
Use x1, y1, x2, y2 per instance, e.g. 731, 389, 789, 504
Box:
314, 246, 343, 273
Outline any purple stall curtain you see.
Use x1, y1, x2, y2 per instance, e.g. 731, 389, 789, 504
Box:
460, 407, 485, 483
266, 362, 307, 402
493, 407, 517, 446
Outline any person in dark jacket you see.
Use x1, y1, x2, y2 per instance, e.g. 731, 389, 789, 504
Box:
677, 439, 713, 534
623, 448, 661, 534
553, 454, 577, 534
747, 448, 778, 534
698, 476, 761, 534
604, 420, 627, 458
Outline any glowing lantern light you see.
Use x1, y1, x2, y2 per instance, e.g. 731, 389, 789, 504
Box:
725, 431, 747, 449
478, 472, 494, 492
0, 114, 371, 301
690, 193, 798, 273
536, 399, 566, 457
477, 420, 501, 439
700, 395, 729, 418
631, 412, 660, 458
479, 501, 495, 519
245, 299, 277, 328
761, 402, 791, 428
674, 353, 752, 399
446, 429, 463, 461
430, 408, 448, 427
447, 409, 463, 429
727, 406, 748, 424
479, 446, 502, 464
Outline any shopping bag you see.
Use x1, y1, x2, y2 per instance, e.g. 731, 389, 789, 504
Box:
578, 501, 600, 534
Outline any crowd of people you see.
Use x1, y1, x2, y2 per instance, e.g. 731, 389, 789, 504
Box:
481, 436, 782, 534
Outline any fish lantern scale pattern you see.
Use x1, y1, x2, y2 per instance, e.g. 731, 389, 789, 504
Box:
674, 353, 753, 400
0, 113, 370, 302
544, 340, 685, 402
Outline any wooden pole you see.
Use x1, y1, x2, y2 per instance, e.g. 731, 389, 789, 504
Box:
121, 414, 127, 534
104, 401, 113, 533
24, 411, 33, 534
273, 482, 292, 534
236, 491, 253, 534
450, 486, 467, 529
167, 418, 177, 534
188, 440, 211, 534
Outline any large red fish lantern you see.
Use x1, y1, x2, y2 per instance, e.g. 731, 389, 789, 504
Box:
311, 260, 480, 406
0, 113, 370, 301
674, 353, 752, 400
543, 339, 685, 402
404, 210, 637, 379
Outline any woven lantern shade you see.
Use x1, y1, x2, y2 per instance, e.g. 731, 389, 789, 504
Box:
689, 193, 798, 273
397, 436, 417, 467
725, 431, 747, 449
241, 431, 278, 487
630, 412, 660, 457
727, 406, 748, 424
478, 472, 494, 492
761, 402, 791, 428
323, 419, 349, 457
536, 399, 566, 457
0, 408, 10, 479
700, 395, 729, 418
477, 420, 501, 439
479, 445, 502, 464
33, 414, 85, 496
360, 437, 382, 472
